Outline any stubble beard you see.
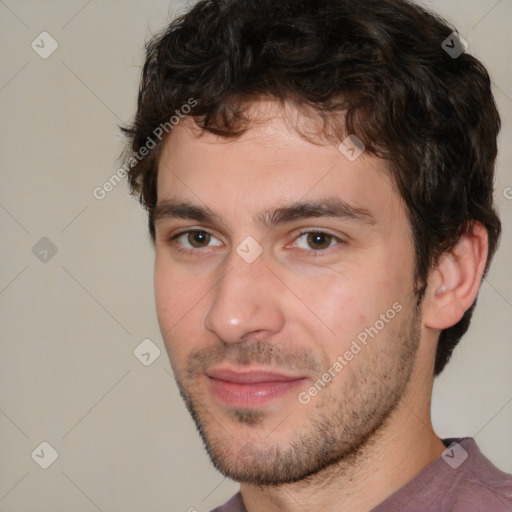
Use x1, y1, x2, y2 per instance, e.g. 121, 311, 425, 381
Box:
173, 305, 422, 486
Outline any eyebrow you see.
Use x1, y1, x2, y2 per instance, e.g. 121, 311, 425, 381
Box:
152, 201, 221, 225
151, 197, 375, 229
257, 198, 375, 228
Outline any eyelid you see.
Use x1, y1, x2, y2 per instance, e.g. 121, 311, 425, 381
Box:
286, 228, 346, 254
167, 227, 223, 249
295, 227, 341, 236
164, 226, 346, 257
167, 226, 217, 239
292, 227, 345, 242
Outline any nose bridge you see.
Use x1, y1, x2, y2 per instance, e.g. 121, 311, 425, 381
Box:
204, 249, 285, 343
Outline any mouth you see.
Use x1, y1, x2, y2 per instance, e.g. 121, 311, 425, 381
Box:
206, 366, 308, 409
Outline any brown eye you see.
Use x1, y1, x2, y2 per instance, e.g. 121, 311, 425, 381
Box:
172, 230, 222, 251
306, 232, 333, 250
187, 231, 211, 247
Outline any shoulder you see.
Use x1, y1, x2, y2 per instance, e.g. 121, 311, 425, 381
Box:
209, 491, 246, 512
440, 438, 512, 511
372, 437, 512, 512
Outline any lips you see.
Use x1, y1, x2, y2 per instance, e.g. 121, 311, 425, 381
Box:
206, 367, 307, 409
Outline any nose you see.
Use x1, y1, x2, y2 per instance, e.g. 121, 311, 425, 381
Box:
204, 250, 286, 344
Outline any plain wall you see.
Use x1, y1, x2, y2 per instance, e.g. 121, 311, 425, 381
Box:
0, 1, 511, 510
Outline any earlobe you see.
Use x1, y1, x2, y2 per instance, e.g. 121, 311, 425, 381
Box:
423, 222, 489, 330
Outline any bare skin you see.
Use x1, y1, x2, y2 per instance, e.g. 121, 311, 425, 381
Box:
153, 100, 488, 511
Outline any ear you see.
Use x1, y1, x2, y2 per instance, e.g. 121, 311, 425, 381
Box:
423, 222, 489, 330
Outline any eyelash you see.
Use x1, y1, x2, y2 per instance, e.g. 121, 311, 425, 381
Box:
289, 229, 343, 256
167, 228, 345, 257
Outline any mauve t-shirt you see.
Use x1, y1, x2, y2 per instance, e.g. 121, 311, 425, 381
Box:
209, 438, 512, 511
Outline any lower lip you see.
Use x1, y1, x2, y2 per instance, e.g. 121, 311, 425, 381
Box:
208, 377, 306, 408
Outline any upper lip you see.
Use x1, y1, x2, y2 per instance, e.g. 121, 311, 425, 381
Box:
207, 367, 306, 384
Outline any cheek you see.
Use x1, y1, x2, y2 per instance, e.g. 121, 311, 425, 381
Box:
154, 254, 205, 318
154, 257, 207, 361
286, 261, 408, 357
154, 261, 179, 333
282, 270, 367, 359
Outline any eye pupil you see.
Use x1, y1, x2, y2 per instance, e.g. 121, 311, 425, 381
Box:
188, 231, 210, 247
307, 232, 331, 250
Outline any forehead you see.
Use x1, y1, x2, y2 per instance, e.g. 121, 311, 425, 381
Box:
156, 99, 402, 224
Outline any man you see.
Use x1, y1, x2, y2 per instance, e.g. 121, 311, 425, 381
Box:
122, 0, 512, 510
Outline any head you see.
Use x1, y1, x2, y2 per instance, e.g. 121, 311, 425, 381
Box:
123, 0, 501, 486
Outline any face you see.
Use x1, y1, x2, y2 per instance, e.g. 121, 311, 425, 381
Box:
154, 100, 422, 485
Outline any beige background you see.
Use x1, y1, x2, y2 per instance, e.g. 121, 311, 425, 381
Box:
0, 0, 511, 510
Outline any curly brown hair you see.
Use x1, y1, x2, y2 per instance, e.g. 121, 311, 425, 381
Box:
122, 0, 501, 376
